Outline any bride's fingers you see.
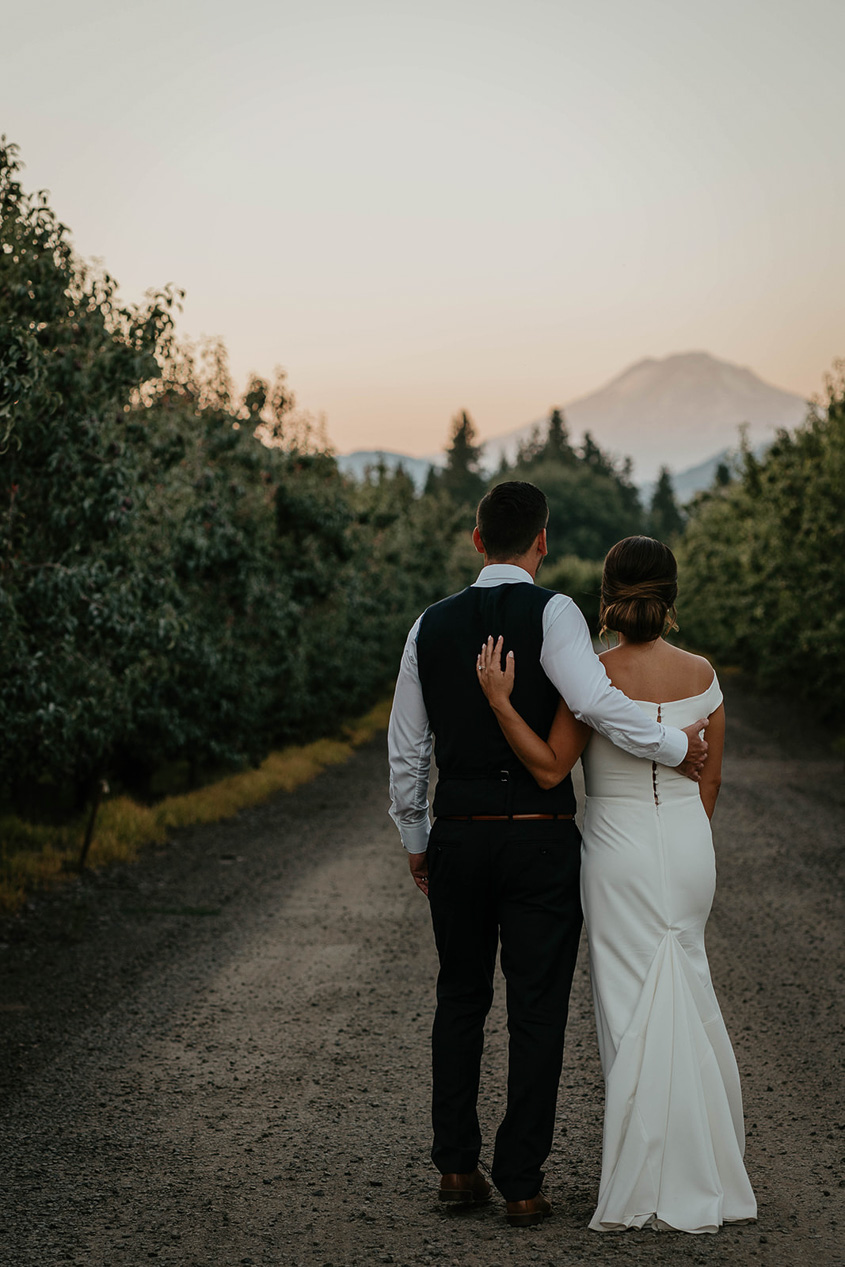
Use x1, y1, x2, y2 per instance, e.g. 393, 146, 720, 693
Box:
503, 648, 515, 690
477, 637, 511, 684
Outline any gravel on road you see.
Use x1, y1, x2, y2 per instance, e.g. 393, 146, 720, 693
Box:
1, 677, 843, 1267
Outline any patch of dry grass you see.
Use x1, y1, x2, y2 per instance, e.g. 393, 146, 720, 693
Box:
0, 698, 392, 915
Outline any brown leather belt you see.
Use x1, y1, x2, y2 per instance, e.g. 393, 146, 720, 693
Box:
439, 813, 575, 822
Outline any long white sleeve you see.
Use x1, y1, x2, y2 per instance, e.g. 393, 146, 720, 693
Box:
387, 617, 432, 853
540, 596, 688, 767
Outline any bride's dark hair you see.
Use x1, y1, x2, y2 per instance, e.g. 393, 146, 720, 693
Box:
599, 536, 679, 644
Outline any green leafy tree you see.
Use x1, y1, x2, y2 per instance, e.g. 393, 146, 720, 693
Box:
487, 414, 645, 563
541, 554, 604, 631
495, 457, 643, 564
678, 369, 845, 717
0, 136, 179, 807
0, 138, 463, 823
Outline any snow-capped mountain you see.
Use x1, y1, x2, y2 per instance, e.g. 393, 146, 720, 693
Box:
338, 351, 809, 495
482, 351, 807, 480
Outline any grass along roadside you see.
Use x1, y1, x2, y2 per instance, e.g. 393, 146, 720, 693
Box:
0, 699, 391, 915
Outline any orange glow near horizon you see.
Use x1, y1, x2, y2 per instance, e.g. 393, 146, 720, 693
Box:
2, 0, 843, 469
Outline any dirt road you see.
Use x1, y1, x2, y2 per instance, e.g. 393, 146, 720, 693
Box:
1, 678, 843, 1267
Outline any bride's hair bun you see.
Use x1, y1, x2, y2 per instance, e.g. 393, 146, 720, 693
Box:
599, 536, 679, 643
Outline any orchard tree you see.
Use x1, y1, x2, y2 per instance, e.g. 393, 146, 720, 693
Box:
0, 136, 538, 836
678, 369, 845, 717
0, 136, 179, 806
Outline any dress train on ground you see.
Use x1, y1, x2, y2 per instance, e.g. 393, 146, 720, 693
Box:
581, 673, 757, 1233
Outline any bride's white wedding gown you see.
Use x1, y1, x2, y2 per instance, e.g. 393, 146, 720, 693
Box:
580, 673, 757, 1233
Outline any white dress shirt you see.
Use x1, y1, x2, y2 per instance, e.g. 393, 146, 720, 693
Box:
387, 563, 689, 853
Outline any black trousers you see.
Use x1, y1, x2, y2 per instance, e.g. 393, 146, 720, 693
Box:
427, 817, 583, 1202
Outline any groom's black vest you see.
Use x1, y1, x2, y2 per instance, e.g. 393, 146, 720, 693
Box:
417, 582, 576, 818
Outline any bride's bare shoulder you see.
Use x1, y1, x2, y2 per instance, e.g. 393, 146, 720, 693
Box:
597, 646, 624, 676
597, 644, 621, 662
666, 645, 716, 691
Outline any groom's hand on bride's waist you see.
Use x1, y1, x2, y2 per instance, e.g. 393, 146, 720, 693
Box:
676, 718, 710, 782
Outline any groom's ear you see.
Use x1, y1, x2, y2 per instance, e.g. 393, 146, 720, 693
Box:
537, 528, 548, 558
472, 526, 486, 556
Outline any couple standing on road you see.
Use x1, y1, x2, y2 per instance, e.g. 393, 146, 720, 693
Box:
387, 480, 757, 1233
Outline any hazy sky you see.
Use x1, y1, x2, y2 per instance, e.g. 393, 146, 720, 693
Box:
3, 0, 844, 458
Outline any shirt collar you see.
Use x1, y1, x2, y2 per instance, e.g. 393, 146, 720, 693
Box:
472, 563, 535, 588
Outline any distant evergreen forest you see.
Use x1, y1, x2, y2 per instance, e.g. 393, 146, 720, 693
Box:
422, 404, 686, 631
2, 136, 842, 824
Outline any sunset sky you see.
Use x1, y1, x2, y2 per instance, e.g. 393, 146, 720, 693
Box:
3, 0, 844, 459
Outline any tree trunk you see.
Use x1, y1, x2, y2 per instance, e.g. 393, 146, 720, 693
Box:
78, 778, 107, 871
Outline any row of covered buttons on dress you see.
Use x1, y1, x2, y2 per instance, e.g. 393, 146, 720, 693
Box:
651, 704, 662, 806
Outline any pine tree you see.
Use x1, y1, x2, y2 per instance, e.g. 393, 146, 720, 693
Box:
436, 410, 487, 506
495, 451, 512, 478
579, 431, 615, 477
649, 467, 685, 540
515, 424, 544, 467
423, 463, 441, 496
543, 408, 576, 464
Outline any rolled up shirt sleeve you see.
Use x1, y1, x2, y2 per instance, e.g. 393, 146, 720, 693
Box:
540, 596, 688, 767
388, 617, 433, 852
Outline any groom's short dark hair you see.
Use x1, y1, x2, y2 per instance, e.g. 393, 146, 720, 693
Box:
476, 481, 549, 559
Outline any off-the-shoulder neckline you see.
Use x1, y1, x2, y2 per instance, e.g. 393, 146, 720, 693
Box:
631, 672, 719, 706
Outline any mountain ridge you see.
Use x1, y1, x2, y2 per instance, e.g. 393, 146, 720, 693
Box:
337, 443, 747, 503
481, 351, 807, 479
337, 351, 809, 497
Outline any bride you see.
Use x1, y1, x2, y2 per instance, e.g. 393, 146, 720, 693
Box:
476, 535, 757, 1234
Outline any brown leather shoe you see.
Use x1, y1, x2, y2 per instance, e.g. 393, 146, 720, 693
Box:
505, 1192, 552, 1226
438, 1168, 492, 1205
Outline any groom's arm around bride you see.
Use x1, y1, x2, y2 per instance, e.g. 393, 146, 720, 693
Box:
386, 481, 708, 1221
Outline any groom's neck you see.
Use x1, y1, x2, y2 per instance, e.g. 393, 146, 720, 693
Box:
484, 551, 543, 580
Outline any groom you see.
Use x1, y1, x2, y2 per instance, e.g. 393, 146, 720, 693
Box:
387, 481, 707, 1225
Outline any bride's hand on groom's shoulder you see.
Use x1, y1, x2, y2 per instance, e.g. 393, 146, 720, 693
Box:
476, 635, 515, 710
676, 718, 709, 782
